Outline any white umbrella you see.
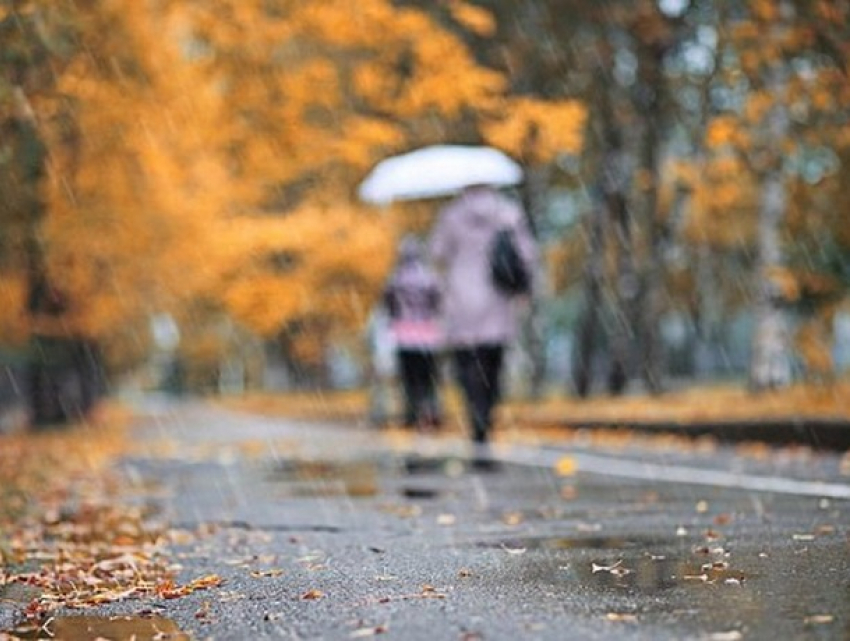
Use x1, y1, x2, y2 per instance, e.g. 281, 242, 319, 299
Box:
357, 144, 523, 205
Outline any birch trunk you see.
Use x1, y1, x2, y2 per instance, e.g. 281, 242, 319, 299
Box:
748, 2, 794, 391
749, 175, 792, 389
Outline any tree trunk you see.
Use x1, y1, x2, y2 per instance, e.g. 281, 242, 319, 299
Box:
635, 45, 666, 394
748, 5, 794, 391
606, 184, 635, 395
573, 201, 606, 397
693, 243, 723, 378
749, 176, 792, 389
519, 161, 549, 399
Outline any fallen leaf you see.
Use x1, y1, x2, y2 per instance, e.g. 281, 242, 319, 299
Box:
554, 457, 577, 477
683, 573, 709, 582
804, 614, 834, 625
713, 513, 733, 526
500, 544, 527, 555
250, 569, 284, 578
189, 575, 223, 590
501, 511, 524, 526
350, 625, 388, 637
194, 601, 212, 620
707, 631, 743, 641
436, 514, 456, 526
301, 589, 325, 601
605, 613, 637, 622
591, 560, 623, 574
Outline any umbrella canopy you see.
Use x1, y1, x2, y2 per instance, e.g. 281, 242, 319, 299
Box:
357, 145, 523, 205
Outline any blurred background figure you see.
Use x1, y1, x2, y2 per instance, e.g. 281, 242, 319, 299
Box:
430, 185, 537, 455
429, 185, 537, 458
383, 235, 444, 431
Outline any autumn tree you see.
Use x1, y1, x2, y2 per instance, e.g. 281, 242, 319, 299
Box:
0, 0, 521, 409
161, 0, 512, 385
694, 0, 850, 388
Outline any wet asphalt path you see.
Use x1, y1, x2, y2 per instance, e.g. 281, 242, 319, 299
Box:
52, 400, 850, 639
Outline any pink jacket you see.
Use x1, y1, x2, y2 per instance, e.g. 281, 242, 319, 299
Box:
384, 237, 443, 349
428, 186, 537, 348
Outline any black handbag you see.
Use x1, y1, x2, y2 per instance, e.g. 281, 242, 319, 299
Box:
489, 229, 530, 296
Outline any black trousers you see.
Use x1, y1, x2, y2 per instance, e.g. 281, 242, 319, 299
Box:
453, 344, 505, 444
397, 349, 441, 426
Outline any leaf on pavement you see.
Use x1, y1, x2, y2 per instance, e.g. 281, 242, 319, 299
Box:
804, 615, 834, 625
591, 560, 623, 574
605, 613, 637, 622
707, 632, 744, 641
553, 456, 577, 477
792, 533, 816, 541
351, 624, 388, 637
157, 575, 223, 599
251, 569, 285, 578
500, 544, 527, 555
437, 513, 456, 526
501, 511, 524, 526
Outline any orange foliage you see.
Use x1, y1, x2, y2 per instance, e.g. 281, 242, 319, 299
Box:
795, 314, 836, 381
0, 276, 28, 345
3, 0, 507, 373
749, 0, 779, 24
448, 1, 497, 37
687, 152, 759, 248
484, 97, 587, 163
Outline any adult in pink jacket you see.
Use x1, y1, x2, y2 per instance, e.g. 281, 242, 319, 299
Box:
428, 184, 537, 452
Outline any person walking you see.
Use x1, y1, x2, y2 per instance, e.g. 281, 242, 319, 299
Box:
383, 235, 444, 430
428, 184, 537, 462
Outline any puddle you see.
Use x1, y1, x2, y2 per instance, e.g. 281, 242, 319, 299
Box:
268, 456, 464, 498
268, 460, 379, 497
481, 533, 670, 551
480, 534, 755, 593
9, 615, 189, 640
576, 556, 753, 591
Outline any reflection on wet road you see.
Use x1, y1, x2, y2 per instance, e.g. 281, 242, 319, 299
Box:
11, 615, 189, 640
